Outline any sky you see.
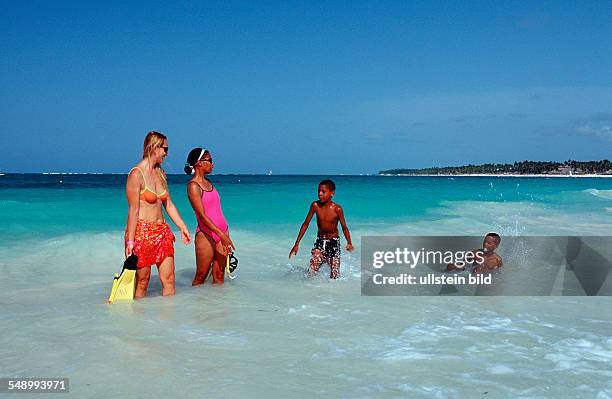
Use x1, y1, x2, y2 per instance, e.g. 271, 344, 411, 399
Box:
1, 0, 611, 174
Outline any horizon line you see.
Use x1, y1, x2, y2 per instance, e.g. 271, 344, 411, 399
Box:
0, 172, 377, 176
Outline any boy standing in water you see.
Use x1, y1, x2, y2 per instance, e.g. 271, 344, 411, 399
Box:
289, 179, 354, 279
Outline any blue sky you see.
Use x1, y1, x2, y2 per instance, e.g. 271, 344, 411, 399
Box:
1, 1, 611, 174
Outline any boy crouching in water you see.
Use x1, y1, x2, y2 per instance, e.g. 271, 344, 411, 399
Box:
289, 179, 354, 279
447, 232, 503, 273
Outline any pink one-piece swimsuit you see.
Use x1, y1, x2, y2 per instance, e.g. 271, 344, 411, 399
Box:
195, 186, 228, 242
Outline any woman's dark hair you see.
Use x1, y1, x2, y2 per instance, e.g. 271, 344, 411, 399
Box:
184, 147, 207, 174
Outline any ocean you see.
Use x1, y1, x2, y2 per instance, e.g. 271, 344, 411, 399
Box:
1, 173, 612, 398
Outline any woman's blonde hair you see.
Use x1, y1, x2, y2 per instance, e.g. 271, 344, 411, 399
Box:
143, 131, 167, 159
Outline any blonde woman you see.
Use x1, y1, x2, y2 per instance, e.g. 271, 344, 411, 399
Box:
125, 131, 191, 297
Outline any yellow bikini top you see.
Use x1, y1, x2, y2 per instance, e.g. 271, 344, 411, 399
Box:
130, 167, 168, 203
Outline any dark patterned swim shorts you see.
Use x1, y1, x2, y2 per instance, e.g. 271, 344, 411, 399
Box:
312, 236, 341, 259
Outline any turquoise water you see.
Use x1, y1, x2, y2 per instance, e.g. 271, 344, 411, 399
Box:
2, 174, 612, 398
3, 174, 612, 240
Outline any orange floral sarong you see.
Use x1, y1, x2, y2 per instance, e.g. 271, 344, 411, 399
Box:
126, 219, 175, 268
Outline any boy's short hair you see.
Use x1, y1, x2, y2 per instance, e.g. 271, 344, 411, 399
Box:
319, 179, 336, 191
486, 232, 501, 245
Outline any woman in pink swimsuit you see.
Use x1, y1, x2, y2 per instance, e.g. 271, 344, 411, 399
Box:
185, 148, 235, 285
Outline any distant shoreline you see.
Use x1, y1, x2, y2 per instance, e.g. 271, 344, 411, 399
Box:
1, 172, 611, 178
379, 173, 612, 178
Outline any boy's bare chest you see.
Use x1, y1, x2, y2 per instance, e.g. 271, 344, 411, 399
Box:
481, 255, 500, 268
315, 206, 338, 221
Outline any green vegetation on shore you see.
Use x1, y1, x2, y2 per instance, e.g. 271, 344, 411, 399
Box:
379, 160, 612, 175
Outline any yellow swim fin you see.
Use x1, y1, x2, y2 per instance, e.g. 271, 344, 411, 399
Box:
108, 254, 138, 304
107, 273, 120, 303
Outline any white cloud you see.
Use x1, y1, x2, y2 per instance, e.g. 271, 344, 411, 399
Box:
576, 125, 612, 141
345, 87, 612, 129
573, 112, 612, 141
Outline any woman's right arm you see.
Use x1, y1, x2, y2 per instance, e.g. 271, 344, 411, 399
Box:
187, 182, 234, 251
125, 170, 141, 257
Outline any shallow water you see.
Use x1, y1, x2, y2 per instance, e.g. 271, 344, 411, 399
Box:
1, 174, 612, 398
